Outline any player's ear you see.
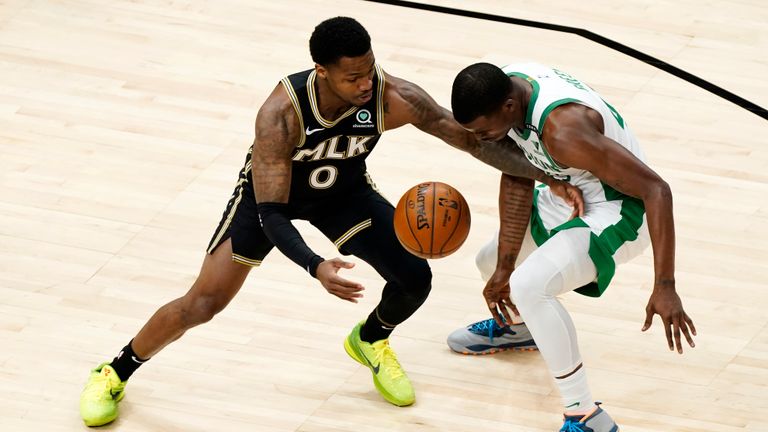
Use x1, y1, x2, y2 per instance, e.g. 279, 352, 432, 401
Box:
502, 98, 517, 114
315, 63, 327, 79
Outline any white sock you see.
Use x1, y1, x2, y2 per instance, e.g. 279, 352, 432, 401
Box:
556, 364, 594, 414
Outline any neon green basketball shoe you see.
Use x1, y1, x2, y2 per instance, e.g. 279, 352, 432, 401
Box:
344, 321, 415, 406
79, 363, 126, 426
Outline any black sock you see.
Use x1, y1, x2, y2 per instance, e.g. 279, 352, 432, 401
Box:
360, 310, 396, 343
109, 339, 149, 381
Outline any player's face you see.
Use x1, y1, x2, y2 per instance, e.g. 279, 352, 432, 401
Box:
460, 109, 513, 142
319, 50, 376, 106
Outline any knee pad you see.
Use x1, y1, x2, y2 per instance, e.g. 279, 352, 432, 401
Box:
475, 238, 498, 282
510, 257, 563, 314
398, 259, 432, 300
412, 260, 433, 296
510, 278, 541, 315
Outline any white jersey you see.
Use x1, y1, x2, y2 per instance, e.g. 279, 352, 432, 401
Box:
502, 63, 650, 296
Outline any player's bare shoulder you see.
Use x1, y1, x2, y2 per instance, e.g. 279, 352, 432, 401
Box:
542, 102, 605, 157
254, 83, 302, 152
251, 82, 301, 203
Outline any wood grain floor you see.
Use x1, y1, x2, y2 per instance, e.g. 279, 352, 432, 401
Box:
1, 1, 766, 431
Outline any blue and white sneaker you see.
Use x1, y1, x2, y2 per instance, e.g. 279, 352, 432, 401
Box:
560, 403, 619, 432
446, 318, 537, 355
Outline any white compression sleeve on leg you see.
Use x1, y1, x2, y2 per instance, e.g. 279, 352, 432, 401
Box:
509, 228, 597, 412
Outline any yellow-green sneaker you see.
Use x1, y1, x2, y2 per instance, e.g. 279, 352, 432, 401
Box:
79, 363, 127, 426
343, 321, 415, 406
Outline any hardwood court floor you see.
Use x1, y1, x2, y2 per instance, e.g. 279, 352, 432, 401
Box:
0, 1, 766, 431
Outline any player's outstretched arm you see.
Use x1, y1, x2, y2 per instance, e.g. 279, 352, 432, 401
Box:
252, 85, 364, 302
383, 74, 541, 177
542, 103, 696, 354
382, 74, 583, 217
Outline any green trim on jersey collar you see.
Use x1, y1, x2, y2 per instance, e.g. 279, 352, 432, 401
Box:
536, 97, 582, 171
505, 71, 539, 140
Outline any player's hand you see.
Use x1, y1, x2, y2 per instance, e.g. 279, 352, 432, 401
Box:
483, 268, 518, 327
548, 179, 584, 220
315, 258, 365, 303
642, 283, 696, 353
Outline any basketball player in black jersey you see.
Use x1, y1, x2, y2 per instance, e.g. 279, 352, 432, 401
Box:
79, 17, 584, 426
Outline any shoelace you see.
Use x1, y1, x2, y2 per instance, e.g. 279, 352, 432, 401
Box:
559, 419, 586, 432
371, 340, 404, 380
83, 371, 118, 401
468, 318, 505, 343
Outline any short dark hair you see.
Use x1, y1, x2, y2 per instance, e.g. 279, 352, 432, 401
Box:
451, 63, 512, 124
309, 17, 371, 66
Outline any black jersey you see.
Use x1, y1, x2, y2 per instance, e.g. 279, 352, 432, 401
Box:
279, 65, 385, 202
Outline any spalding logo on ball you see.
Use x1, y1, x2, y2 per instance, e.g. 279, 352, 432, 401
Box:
393, 181, 471, 259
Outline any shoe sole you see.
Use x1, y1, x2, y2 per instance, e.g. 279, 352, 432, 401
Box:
81, 390, 124, 427
343, 336, 415, 407
451, 346, 538, 355
83, 416, 117, 427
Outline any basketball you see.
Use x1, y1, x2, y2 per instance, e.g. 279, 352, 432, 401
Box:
393, 181, 471, 259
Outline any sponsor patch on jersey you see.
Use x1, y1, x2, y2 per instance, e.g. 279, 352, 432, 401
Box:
354, 109, 375, 128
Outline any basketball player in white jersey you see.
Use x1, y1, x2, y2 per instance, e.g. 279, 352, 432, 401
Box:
448, 63, 696, 431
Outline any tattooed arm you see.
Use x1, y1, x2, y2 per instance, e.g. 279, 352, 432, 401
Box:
252, 85, 364, 301
251, 85, 320, 272
483, 174, 534, 326
251, 85, 296, 204
495, 174, 534, 273
383, 73, 546, 180
382, 73, 583, 216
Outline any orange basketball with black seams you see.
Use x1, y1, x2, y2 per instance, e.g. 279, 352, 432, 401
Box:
393, 181, 471, 259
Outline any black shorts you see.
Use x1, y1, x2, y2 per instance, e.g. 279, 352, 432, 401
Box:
207, 161, 405, 268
